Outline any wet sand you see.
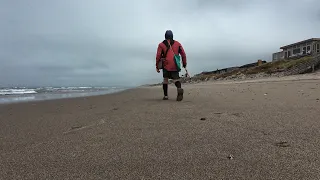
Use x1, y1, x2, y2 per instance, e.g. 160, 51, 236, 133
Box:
1, 77, 320, 179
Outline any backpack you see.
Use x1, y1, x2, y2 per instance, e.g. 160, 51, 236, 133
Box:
158, 40, 181, 72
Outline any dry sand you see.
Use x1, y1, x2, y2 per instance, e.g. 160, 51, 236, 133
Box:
1, 76, 320, 179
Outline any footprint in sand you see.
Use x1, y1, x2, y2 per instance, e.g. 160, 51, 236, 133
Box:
231, 113, 241, 117
70, 126, 83, 130
275, 141, 290, 148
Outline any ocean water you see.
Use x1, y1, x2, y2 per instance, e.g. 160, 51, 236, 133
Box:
0, 86, 128, 104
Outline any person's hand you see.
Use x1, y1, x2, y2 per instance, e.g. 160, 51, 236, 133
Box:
156, 68, 160, 73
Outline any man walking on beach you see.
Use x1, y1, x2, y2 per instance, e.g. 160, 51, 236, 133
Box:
156, 30, 187, 101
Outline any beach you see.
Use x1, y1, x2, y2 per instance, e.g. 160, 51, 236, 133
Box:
1, 76, 320, 179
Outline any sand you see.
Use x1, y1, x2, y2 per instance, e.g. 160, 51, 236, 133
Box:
1, 76, 320, 179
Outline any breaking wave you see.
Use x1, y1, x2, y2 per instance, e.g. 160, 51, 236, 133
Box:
0, 86, 123, 96
0, 89, 37, 95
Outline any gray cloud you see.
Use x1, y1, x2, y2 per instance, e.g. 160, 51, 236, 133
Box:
1, 0, 320, 87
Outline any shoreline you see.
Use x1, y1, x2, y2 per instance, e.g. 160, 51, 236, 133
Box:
1, 72, 319, 106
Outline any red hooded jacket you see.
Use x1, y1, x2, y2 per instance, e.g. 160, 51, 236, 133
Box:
156, 40, 187, 71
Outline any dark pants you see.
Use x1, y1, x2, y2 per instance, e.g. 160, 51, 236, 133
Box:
162, 69, 180, 80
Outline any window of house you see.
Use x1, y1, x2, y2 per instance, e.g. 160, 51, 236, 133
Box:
302, 47, 306, 54
293, 48, 300, 54
307, 46, 311, 51
317, 44, 320, 50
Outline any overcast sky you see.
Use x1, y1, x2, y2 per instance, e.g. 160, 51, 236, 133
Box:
1, 0, 320, 87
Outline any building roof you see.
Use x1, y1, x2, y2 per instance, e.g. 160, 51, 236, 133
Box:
239, 61, 266, 68
280, 38, 320, 49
